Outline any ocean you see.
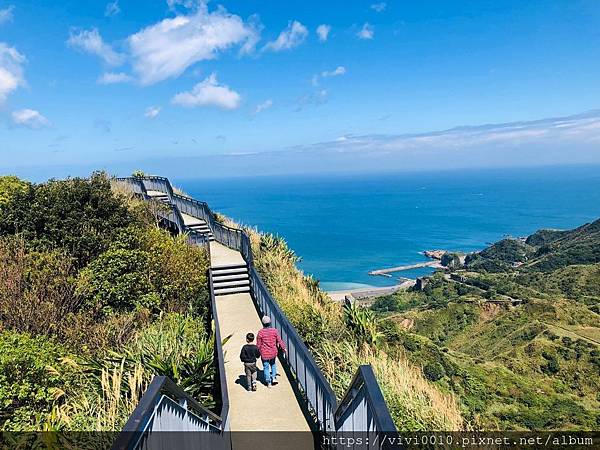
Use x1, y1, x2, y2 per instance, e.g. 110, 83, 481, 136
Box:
175, 165, 600, 292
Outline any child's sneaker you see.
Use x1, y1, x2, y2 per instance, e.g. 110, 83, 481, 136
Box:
251, 383, 257, 391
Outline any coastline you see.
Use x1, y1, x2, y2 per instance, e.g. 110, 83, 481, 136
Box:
327, 278, 416, 303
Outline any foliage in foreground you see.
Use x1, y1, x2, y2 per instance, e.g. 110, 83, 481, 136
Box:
47, 313, 215, 431
0, 332, 74, 431
0, 174, 214, 431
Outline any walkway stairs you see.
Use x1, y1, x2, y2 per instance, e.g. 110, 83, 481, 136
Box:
211, 264, 251, 295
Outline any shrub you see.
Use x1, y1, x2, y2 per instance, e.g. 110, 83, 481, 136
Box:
0, 176, 29, 205
77, 247, 154, 314
0, 173, 135, 268
0, 237, 79, 337
343, 301, 383, 346
541, 357, 560, 375
0, 331, 73, 431
132, 314, 216, 402
371, 296, 399, 313
84, 314, 216, 408
561, 336, 573, 346
423, 362, 446, 381
76, 227, 209, 316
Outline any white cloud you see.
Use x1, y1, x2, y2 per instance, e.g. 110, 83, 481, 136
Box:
263, 20, 308, 52
11, 109, 50, 129
312, 66, 346, 86
0, 5, 14, 24
144, 106, 161, 118
0, 43, 25, 103
302, 110, 600, 156
172, 73, 240, 109
97, 71, 132, 84
321, 66, 346, 78
67, 28, 124, 66
357, 23, 374, 40
253, 99, 273, 115
128, 3, 261, 85
167, 0, 196, 10
371, 2, 386, 12
105, 1, 120, 17
316, 24, 331, 42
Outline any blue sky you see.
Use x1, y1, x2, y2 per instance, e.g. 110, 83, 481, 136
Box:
1, 0, 600, 177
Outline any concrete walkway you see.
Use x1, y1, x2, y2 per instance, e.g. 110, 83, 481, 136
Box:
210, 241, 246, 267
181, 212, 205, 227
209, 241, 312, 448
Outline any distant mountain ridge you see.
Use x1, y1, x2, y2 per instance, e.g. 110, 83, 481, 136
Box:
466, 218, 600, 272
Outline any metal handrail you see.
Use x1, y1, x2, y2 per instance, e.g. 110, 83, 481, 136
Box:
335, 365, 396, 432
133, 176, 187, 234
208, 269, 231, 433
114, 177, 149, 199
171, 192, 253, 264
115, 176, 187, 234
112, 376, 223, 450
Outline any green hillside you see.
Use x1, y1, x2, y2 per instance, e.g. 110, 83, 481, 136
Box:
466, 218, 600, 273
372, 219, 600, 430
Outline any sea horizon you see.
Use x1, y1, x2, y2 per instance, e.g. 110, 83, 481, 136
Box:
175, 164, 600, 292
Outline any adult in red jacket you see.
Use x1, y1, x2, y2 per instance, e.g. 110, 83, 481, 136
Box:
257, 316, 286, 387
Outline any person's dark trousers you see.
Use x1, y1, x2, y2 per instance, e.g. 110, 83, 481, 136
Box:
244, 362, 257, 390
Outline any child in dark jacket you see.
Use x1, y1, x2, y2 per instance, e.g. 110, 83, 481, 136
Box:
240, 333, 260, 391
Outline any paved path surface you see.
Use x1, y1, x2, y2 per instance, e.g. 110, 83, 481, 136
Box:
209, 241, 312, 448
181, 212, 206, 226
210, 241, 246, 267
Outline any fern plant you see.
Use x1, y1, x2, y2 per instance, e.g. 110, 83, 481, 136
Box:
343, 300, 383, 346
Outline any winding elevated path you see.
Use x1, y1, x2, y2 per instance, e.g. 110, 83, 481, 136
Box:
147, 189, 309, 432
210, 241, 309, 430
115, 177, 397, 450
210, 241, 312, 449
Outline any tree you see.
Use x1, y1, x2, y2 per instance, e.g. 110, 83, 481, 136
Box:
423, 362, 446, 381
0, 172, 135, 268
0, 176, 29, 206
76, 226, 209, 317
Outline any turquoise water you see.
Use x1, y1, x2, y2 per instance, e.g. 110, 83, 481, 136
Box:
175, 165, 600, 291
